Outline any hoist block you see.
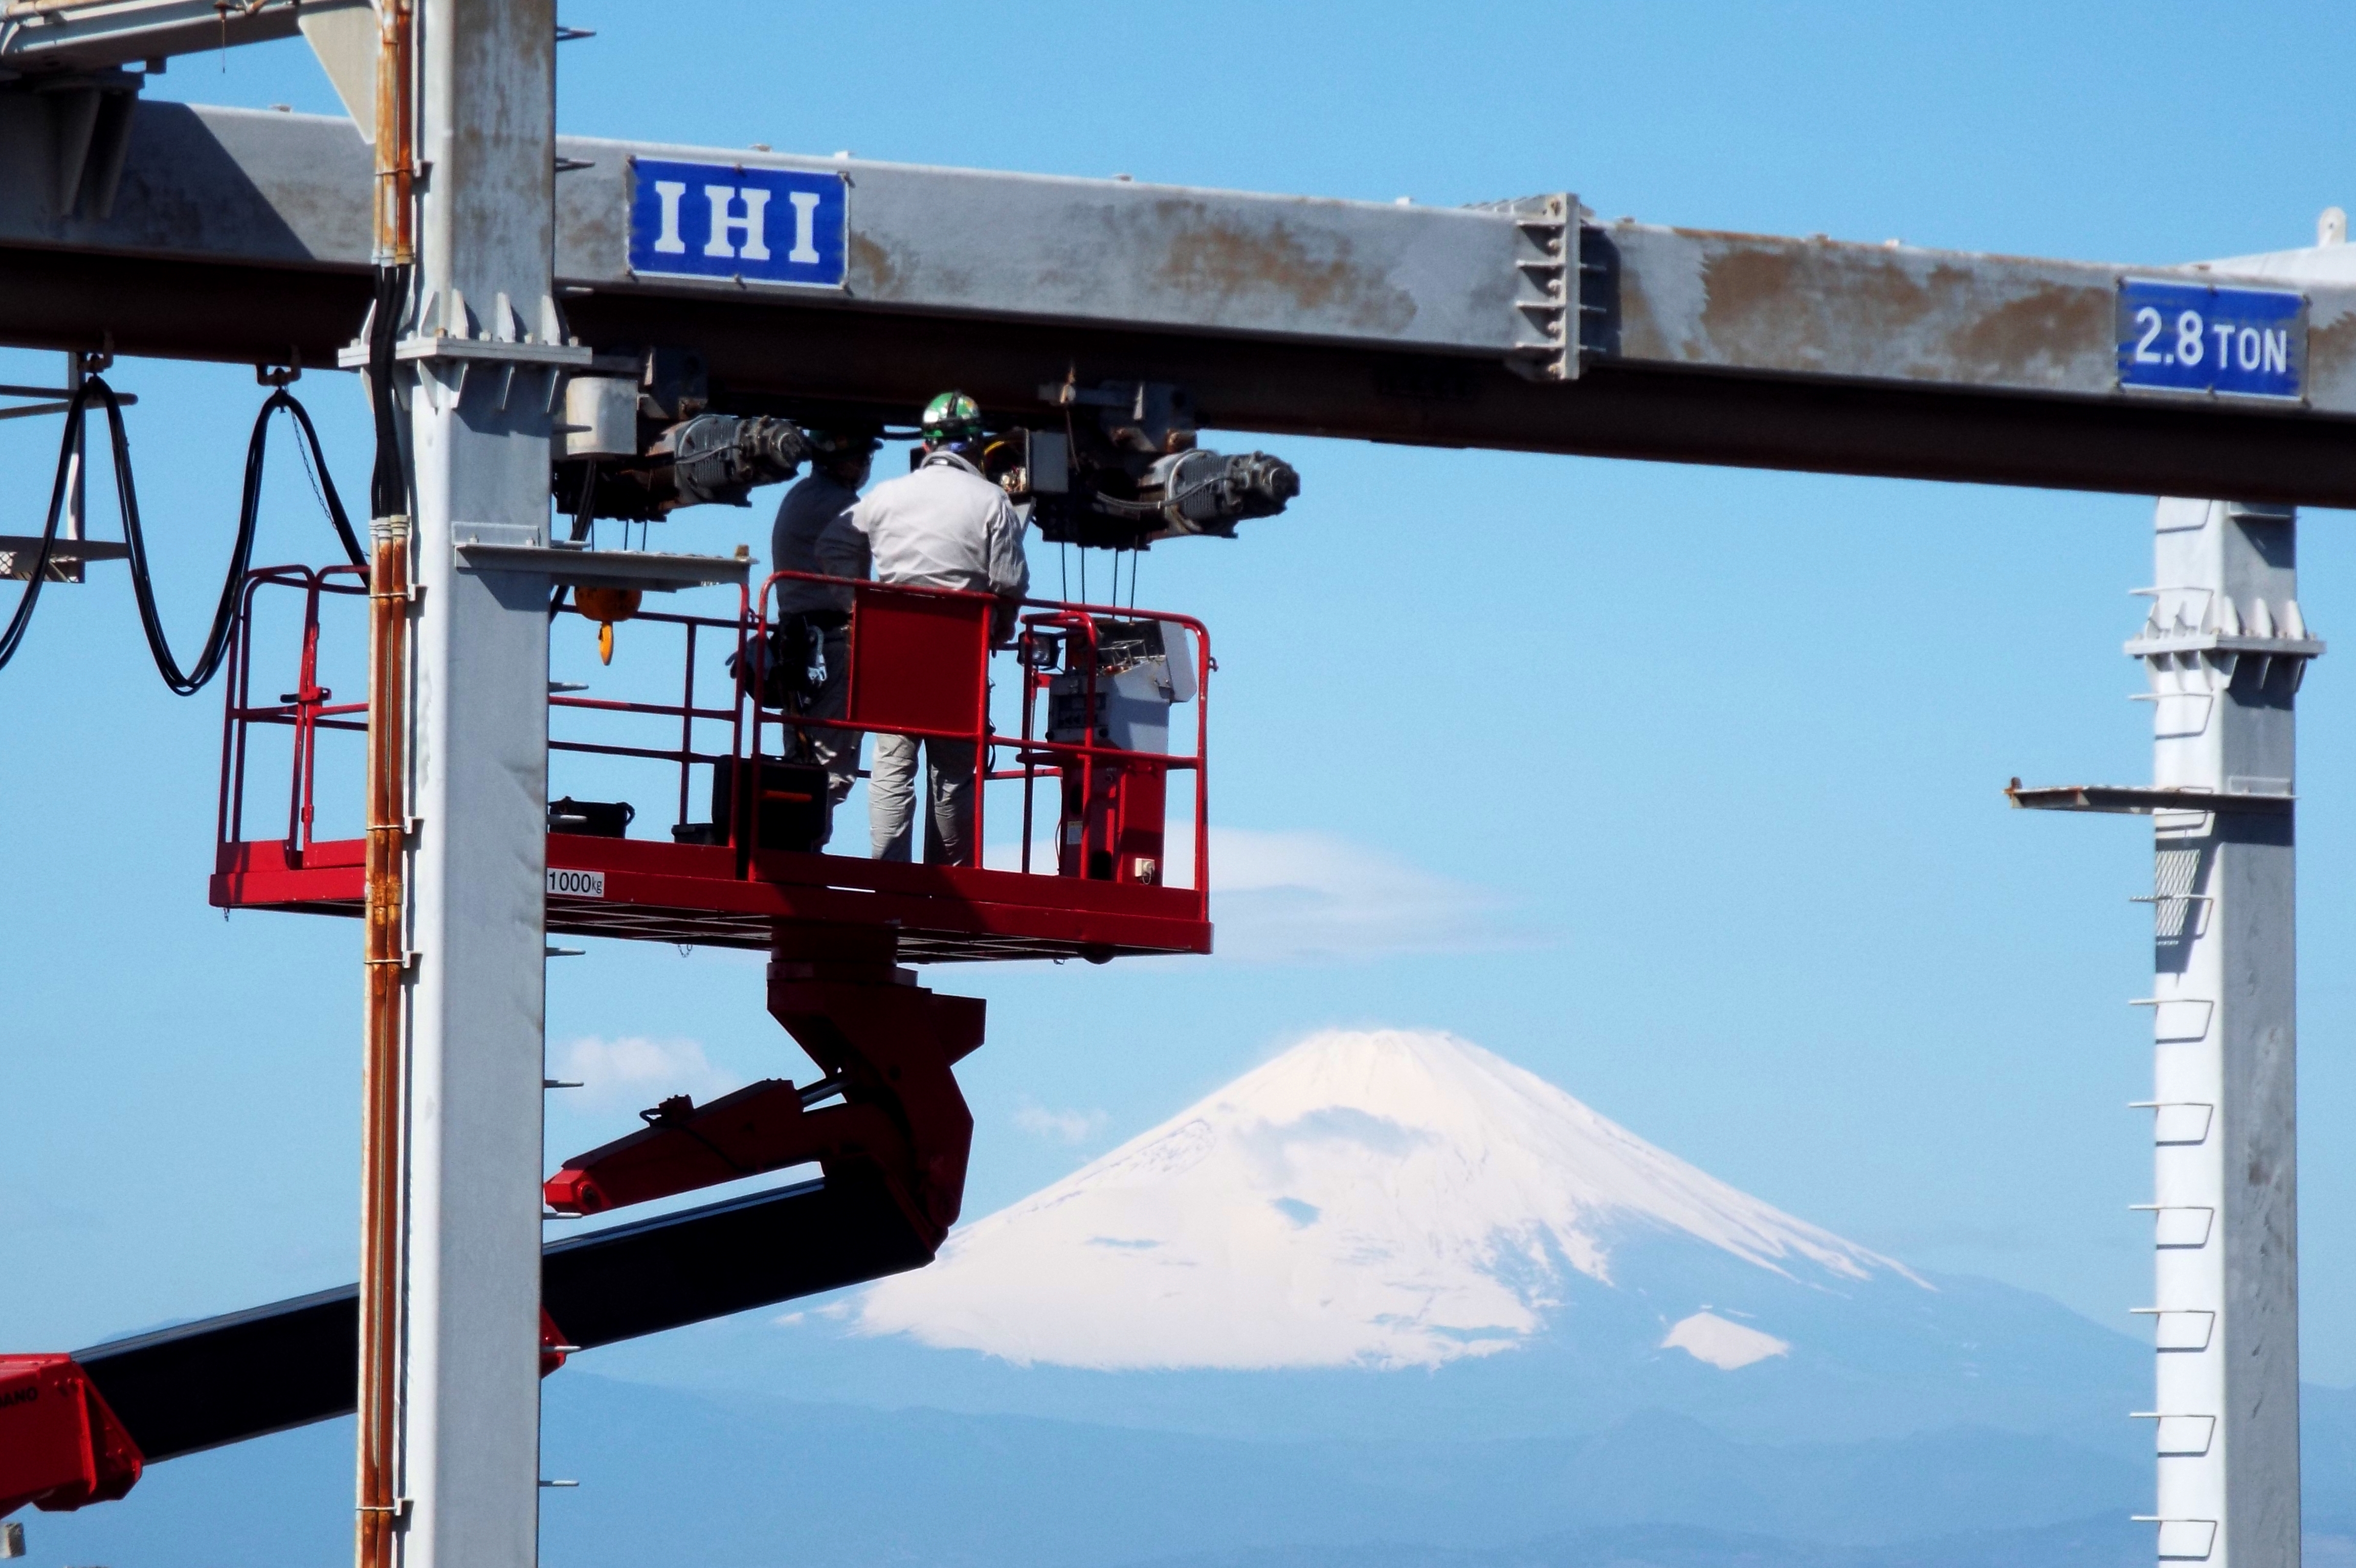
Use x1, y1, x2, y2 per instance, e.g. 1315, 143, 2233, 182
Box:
0, 1356, 143, 1519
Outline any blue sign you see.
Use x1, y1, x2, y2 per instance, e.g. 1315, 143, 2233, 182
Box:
2117, 279, 2305, 400
627, 158, 848, 289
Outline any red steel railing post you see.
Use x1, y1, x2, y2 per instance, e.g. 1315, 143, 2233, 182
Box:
678, 619, 697, 830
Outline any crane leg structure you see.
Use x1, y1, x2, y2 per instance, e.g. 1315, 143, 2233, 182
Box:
2131, 499, 2309, 1568
2012, 497, 2320, 1568
379, 2, 565, 1562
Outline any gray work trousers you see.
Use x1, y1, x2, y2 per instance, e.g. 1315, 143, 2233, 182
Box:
785, 625, 858, 847
870, 732, 976, 865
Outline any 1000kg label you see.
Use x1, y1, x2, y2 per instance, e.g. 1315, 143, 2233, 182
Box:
547, 868, 606, 898
2117, 278, 2306, 400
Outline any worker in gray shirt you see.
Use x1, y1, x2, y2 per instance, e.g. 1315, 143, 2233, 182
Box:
850, 391, 1030, 866
767, 425, 877, 846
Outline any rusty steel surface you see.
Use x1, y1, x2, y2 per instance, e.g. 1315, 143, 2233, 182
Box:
551, 137, 1564, 363
1599, 221, 2356, 417
13, 101, 2356, 500
1603, 225, 2124, 396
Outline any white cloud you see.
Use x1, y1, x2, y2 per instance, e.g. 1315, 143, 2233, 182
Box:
1014, 1102, 1110, 1145
987, 822, 1538, 963
550, 1035, 740, 1113
1205, 827, 1533, 963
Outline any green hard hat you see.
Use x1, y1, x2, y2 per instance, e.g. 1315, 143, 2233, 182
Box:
920, 390, 984, 446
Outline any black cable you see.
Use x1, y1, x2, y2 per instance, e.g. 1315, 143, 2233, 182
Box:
0, 363, 367, 686
1, 374, 364, 679
571, 458, 597, 541
104, 374, 258, 694
274, 389, 367, 568
367, 264, 410, 526
551, 460, 597, 617
116, 373, 371, 692
0, 378, 99, 673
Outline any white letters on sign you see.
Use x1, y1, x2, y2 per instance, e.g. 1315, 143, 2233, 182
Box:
546, 868, 606, 899
2117, 278, 2305, 399
651, 181, 689, 255
702, 185, 773, 261
630, 158, 846, 288
786, 190, 823, 264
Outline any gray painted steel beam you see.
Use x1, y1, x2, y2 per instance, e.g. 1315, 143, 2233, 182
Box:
0, 0, 314, 76
8, 100, 2356, 502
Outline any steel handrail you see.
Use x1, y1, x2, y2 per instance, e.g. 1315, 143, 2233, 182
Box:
216, 563, 366, 863
220, 564, 1211, 903
749, 569, 1209, 887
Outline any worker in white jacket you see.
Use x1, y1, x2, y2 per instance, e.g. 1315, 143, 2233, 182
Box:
849, 391, 1030, 865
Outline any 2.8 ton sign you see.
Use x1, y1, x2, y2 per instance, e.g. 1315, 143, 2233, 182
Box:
626, 157, 848, 289
2117, 278, 2306, 400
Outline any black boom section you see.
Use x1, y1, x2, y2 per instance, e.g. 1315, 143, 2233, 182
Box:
76, 1286, 359, 1464
71, 1171, 933, 1463
542, 1168, 933, 1351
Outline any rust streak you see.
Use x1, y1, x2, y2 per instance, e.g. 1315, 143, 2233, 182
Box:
1942, 281, 2108, 381
1148, 204, 1413, 334
847, 232, 897, 299
1694, 240, 2106, 386
1696, 247, 1850, 369
2308, 306, 2356, 373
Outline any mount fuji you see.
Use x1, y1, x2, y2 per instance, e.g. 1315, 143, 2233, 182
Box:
615, 1028, 2144, 1448
35, 1030, 2241, 1568
860, 1029, 1918, 1373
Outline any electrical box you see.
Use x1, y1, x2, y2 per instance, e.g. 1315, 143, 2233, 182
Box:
1047, 620, 1195, 754
1044, 620, 1196, 886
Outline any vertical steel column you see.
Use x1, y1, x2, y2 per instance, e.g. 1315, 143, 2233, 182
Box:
393, 3, 562, 1566
2131, 498, 2318, 1568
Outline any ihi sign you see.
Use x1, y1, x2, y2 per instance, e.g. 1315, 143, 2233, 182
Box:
627, 158, 849, 289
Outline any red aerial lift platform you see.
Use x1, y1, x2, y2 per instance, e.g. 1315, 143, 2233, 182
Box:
215, 833, 1209, 962
207, 565, 1215, 964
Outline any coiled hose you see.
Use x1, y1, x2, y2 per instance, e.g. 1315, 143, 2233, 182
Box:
0, 373, 366, 689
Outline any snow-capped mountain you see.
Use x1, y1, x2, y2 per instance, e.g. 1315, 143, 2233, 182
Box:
606, 1029, 2141, 1446
28, 1033, 2183, 1568
858, 1029, 1922, 1372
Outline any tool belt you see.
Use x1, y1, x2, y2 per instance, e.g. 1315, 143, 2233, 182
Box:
734, 610, 848, 709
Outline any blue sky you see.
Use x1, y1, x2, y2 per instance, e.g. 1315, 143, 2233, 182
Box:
11, 2, 2356, 1382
